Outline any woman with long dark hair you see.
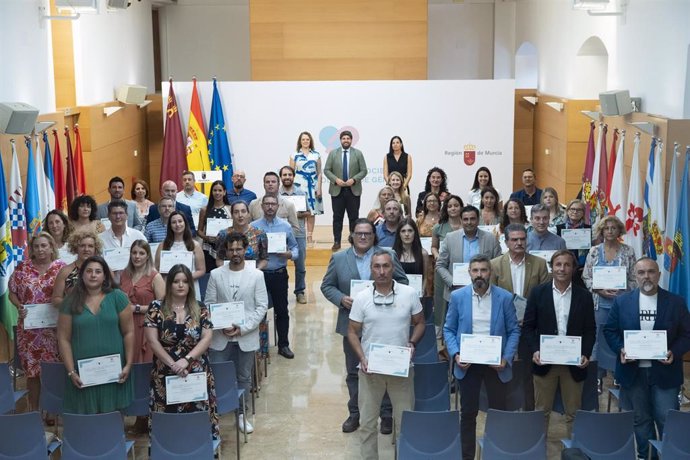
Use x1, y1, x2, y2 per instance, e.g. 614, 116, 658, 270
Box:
383, 135, 413, 192
415, 167, 449, 216
393, 218, 430, 296
197, 180, 231, 273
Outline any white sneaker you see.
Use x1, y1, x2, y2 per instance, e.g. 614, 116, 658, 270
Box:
238, 414, 254, 434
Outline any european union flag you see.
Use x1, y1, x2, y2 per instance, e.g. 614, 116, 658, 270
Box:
669, 148, 690, 302
207, 79, 233, 186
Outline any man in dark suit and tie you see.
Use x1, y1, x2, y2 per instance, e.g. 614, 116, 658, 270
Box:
522, 250, 596, 436
604, 257, 690, 460
323, 130, 368, 251
146, 180, 197, 236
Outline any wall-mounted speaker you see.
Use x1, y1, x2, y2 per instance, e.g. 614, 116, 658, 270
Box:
0, 102, 40, 134
116, 85, 147, 104
599, 90, 633, 116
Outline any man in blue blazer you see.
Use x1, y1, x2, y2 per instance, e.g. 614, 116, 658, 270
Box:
604, 257, 690, 460
444, 254, 520, 460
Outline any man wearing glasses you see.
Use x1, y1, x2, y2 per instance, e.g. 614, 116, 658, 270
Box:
321, 218, 409, 435
227, 170, 258, 205
347, 250, 425, 459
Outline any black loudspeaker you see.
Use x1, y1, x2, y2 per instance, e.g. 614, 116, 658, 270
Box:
0, 102, 39, 134
599, 90, 633, 116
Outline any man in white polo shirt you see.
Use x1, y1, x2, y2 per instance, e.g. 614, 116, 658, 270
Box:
347, 250, 425, 460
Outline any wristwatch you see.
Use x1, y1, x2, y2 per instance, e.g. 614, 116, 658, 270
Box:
185, 355, 193, 362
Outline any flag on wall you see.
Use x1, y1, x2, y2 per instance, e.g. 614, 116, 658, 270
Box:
9, 140, 27, 264
582, 122, 597, 224
42, 132, 56, 212
607, 130, 626, 222
669, 148, 690, 299
24, 136, 42, 236
34, 135, 50, 228
52, 129, 67, 212
596, 124, 609, 217
0, 145, 17, 338
208, 78, 234, 186
624, 134, 644, 258
662, 143, 681, 289
643, 138, 665, 260
186, 78, 211, 194
73, 125, 87, 195
589, 123, 606, 224
65, 127, 78, 207
606, 128, 618, 200
160, 79, 187, 189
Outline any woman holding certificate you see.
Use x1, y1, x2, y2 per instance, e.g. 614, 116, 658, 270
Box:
52, 230, 104, 306
393, 218, 430, 297
582, 216, 637, 376
57, 256, 134, 414
556, 199, 592, 286
144, 264, 219, 440
197, 180, 232, 273
9, 232, 66, 414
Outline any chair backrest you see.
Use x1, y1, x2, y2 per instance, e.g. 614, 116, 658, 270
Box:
483, 409, 546, 459
123, 362, 153, 416
571, 410, 635, 458
151, 411, 214, 459
397, 410, 461, 459
412, 324, 438, 364
198, 273, 210, 301
660, 409, 690, 457
0, 363, 16, 414
0, 411, 49, 459
62, 412, 127, 460
39, 361, 66, 416
209, 360, 240, 415
413, 362, 450, 411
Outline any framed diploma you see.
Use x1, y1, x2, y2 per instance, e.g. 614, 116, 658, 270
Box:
159, 251, 194, 274
267, 232, 287, 253
592, 266, 627, 290
205, 218, 231, 237
499, 234, 508, 254
24, 303, 58, 329
165, 372, 208, 405
531, 250, 556, 273
420, 237, 432, 254
452, 263, 471, 286
459, 334, 502, 365
512, 294, 527, 322
350, 279, 374, 298
367, 343, 412, 377
561, 229, 592, 250
77, 354, 122, 387
406, 274, 423, 297
284, 195, 307, 212
104, 247, 130, 271
624, 330, 667, 360
540, 335, 582, 365
209, 301, 245, 329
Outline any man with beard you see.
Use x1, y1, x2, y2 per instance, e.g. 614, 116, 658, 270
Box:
443, 254, 520, 460
604, 257, 690, 460
227, 170, 258, 205
279, 166, 309, 304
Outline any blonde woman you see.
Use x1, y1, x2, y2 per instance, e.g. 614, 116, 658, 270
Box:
387, 171, 411, 217
52, 229, 104, 307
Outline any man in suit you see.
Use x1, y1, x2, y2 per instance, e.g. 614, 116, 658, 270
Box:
491, 223, 550, 410
146, 180, 197, 236
96, 176, 144, 231
321, 218, 408, 434
207, 231, 268, 434
522, 250, 596, 436
604, 257, 690, 460
323, 130, 368, 251
436, 205, 501, 302
443, 254, 520, 460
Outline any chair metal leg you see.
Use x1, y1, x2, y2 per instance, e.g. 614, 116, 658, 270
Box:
235, 409, 241, 460
242, 393, 248, 444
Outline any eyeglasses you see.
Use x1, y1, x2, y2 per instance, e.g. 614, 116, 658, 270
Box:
353, 232, 373, 239
373, 287, 396, 306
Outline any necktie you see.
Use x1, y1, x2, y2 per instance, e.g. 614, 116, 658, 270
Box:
342, 150, 349, 181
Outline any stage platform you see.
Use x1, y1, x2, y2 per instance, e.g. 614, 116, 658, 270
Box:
306, 225, 350, 266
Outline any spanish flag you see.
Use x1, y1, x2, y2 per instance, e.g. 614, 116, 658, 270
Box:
186, 78, 211, 194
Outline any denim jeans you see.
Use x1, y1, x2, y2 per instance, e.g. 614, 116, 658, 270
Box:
294, 236, 306, 294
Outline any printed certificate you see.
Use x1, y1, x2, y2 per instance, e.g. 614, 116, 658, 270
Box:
406, 274, 423, 297
531, 250, 556, 273
284, 195, 307, 212
561, 229, 592, 250
104, 247, 130, 271
77, 354, 122, 387
350, 279, 374, 298
24, 303, 58, 329
367, 343, 412, 377
459, 334, 502, 366
205, 218, 231, 237
592, 266, 627, 290
452, 263, 471, 286
209, 301, 245, 329
624, 330, 667, 360
540, 335, 582, 366
165, 372, 208, 405
267, 232, 287, 253
420, 237, 432, 253
478, 224, 499, 236
159, 250, 194, 274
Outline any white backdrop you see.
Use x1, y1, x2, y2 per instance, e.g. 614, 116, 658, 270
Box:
162, 80, 515, 221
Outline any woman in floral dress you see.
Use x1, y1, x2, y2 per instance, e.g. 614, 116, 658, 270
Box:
290, 131, 323, 244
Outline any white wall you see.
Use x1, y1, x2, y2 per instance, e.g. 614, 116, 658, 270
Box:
72, 0, 155, 105
493, 0, 516, 80
158, 0, 250, 82
0, 0, 56, 113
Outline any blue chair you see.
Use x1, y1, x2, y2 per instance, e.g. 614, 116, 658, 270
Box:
397, 410, 461, 459
151, 411, 219, 460
198, 273, 210, 301
649, 409, 690, 459
0, 362, 27, 414
123, 362, 153, 417
411, 324, 438, 364
210, 360, 247, 458
0, 411, 61, 459
561, 410, 635, 459
478, 409, 546, 459
61, 412, 135, 459
413, 362, 450, 411
39, 361, 66, 435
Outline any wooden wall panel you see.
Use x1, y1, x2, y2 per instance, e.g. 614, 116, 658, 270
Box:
250, 0, 427, 81
514, 89, 536, 190
50, 0, 76, 109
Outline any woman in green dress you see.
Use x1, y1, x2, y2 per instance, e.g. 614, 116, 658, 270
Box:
57, 256, 134, 414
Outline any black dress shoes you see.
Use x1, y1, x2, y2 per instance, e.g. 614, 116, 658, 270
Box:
278, 346, 295, 359
342, 415, 360, 433
380, 417, 393, 435
331, 242, 341, 251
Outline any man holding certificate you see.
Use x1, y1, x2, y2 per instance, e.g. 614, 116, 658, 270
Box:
207, 232, 268, 434
279, 165, 310, 304
522, 250, 595, 436
347, 250, 425, 460
100, 200, 146, 273
604, 258, 690, 460
250, 194, 298, 359
443, 254, 520, 460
